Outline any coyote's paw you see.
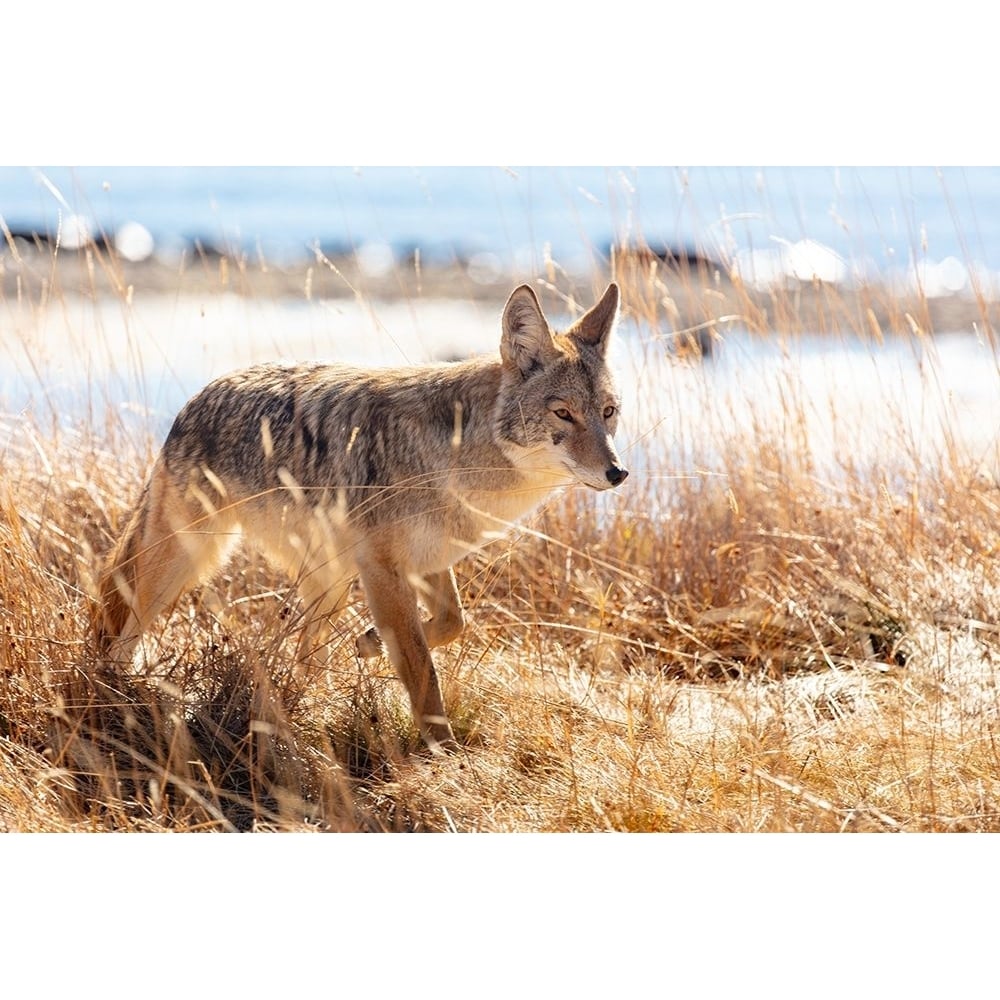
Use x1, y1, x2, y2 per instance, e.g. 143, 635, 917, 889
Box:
356, 627, 385, 658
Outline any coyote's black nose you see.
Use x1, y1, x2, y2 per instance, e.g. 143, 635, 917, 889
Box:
606, 466, 629, 487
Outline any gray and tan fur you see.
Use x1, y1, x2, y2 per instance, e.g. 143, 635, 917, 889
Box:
95, 282, 628, 751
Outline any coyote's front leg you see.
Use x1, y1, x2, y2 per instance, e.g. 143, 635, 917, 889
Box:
357, 559, 458, 752
356, 568, 464, 657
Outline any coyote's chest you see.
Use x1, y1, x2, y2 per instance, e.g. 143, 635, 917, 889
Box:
398, 466, 571, 572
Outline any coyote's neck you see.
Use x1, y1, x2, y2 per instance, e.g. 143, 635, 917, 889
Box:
435, 360, 572, 526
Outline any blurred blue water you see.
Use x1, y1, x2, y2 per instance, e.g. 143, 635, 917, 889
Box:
1, 166, 998, 277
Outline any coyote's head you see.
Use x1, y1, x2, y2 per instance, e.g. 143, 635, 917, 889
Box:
495, 282, 629, 490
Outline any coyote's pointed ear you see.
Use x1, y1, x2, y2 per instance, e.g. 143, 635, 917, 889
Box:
501, 284, 558, 376
569, 282, 619, 356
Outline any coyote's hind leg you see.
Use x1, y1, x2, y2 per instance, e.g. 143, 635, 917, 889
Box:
97, 468, 239, 660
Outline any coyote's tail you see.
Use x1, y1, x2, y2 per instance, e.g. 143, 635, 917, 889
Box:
93, 485, 148, 655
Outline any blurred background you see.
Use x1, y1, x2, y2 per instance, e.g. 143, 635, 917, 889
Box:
2, 164, 999, 482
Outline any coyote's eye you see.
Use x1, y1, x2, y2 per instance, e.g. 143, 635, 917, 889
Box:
603, 405, 617, 420
552, 407, 573, 422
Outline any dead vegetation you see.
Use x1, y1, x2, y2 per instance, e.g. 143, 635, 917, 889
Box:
1, 233, 1000, 832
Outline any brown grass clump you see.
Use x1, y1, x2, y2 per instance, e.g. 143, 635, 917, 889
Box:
2, 232, 1000, 833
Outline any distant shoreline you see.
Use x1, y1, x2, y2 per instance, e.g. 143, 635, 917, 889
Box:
2, 242, 998, 341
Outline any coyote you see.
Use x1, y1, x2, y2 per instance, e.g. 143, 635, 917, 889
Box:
95, 282, 629, 751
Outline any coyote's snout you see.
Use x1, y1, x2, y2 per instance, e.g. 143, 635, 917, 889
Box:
95, 282, 628, 750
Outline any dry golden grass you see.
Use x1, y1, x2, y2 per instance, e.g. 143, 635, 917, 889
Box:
2, 235, 1000, 833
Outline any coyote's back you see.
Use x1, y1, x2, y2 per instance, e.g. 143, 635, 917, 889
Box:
96, 282, 629, 750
